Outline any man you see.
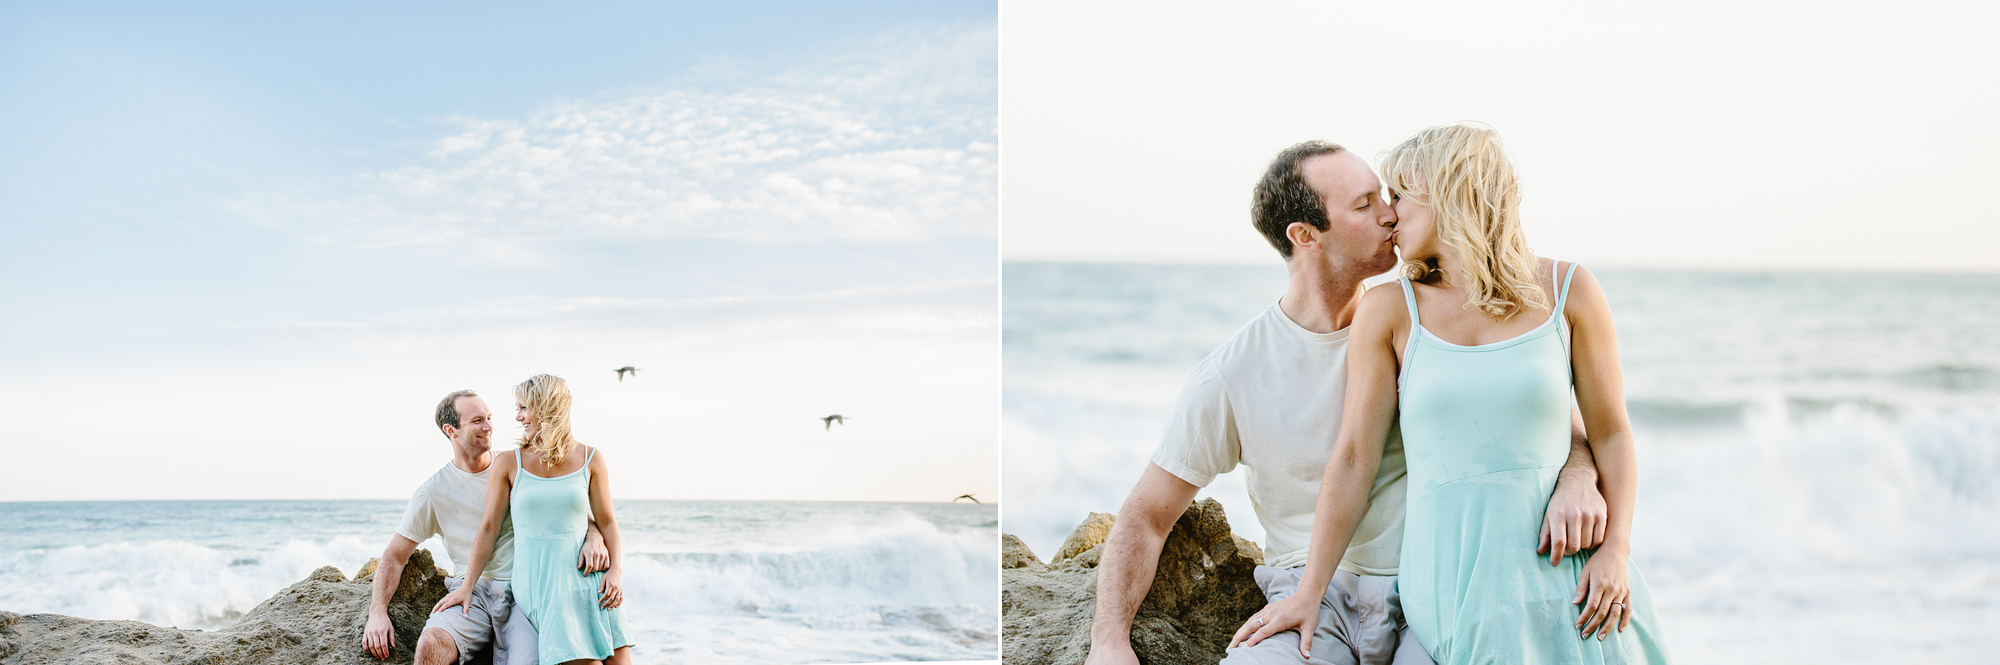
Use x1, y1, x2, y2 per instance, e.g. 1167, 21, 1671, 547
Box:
361, 390, 610, 665
1084, 141, 1609, 665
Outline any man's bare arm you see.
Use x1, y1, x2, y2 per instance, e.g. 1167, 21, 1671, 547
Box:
1084, 464, 1202, 665
362, 534, 419, 660
1540, 405, 1608, 564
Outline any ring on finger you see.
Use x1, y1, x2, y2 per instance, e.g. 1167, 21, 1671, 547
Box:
1252, 617, 1265, 624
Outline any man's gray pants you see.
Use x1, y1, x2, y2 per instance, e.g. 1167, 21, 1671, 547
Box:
424, 576, 538, 665
1221, 566, 1435, 665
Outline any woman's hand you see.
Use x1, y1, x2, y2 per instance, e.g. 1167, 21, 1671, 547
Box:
598, 567, 624, 610
1228, 590, 1321, 658
432, 585, 474, 615
1574, 549, 1632, 640
432, 584, 474, 616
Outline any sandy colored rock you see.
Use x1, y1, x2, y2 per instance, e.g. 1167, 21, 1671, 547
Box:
1052, 512, 1116, 563
1002, 498, 1266, 665
1003, 534, 1046, 571
0, 549, 453, 665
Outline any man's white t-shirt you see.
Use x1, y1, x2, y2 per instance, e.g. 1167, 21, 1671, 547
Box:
398, 460, 514, 581
1151, 300, 1409, 575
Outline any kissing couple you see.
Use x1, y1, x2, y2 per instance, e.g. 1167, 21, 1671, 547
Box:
1086, 125, 1673, 665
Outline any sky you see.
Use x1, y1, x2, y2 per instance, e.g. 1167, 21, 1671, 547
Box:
1001, 1, 2000, 272
0, 1, 998, 502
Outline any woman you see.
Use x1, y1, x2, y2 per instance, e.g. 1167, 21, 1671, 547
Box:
1236, 125, 1670, 663
438, 374, 635, 665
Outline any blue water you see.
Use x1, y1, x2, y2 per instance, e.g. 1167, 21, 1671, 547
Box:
0, 499, 998, 664
1002, 262, 2000, 664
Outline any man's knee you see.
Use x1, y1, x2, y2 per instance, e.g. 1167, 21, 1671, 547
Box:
415, 627, 460, 665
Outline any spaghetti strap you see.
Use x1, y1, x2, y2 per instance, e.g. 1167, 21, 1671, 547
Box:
1397, 276, 1421, 390
512, 450, 522, 483
1554, 262, 1579, 353
1556, 262, 1580, 309
1397, 276, 1422, 326
584, 446, 594, 467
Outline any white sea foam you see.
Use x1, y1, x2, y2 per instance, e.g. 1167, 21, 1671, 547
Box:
0, 536, 379, 629
0, 501, 996, 663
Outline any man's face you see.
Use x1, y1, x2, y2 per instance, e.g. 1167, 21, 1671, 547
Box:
445, 396, 494, 456
1296, 151, 1399, 274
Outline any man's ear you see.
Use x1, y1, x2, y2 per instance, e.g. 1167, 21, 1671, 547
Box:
441, 424, 458, 442
1286, 221, 1319, 256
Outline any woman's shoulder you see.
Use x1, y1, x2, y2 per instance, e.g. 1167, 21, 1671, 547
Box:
1355, 280, 1412, 331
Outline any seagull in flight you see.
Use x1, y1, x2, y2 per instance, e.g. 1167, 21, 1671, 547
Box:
614, 367, 639, 382
953, 494, 982, 504
821, 415, 847, 430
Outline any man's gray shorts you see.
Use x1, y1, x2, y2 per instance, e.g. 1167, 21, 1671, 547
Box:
1222, 566, 1435, 665
425, 577, 538, 665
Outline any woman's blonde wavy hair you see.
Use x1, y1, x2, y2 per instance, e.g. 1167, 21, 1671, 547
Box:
515, 373, 579, 467
1380, 124, 1547, 320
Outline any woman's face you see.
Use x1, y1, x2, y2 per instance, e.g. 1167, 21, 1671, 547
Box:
1391, 188, 1438, 261
516, 402, 540, 439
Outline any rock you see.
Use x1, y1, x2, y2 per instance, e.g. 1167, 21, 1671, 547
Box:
0, 549, 453, 665
1002, 534, 1045, 570
1052, 512, 1116, 563
1002, 498, 1265, 665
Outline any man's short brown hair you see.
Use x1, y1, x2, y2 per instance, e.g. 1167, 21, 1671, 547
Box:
1251, 141, 1346, 259
435, 389, 479, 432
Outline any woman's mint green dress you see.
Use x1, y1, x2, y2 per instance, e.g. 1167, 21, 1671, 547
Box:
1395, 263, 1670, 664
512, 447, 631, 664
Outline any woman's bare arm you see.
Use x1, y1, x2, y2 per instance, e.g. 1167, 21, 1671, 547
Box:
1563, 265, 1641, 637
434, 452, 515, 613
1231, 285, 1405, 657
586, 449, 625, 609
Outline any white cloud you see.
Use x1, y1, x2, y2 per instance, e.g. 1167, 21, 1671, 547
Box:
231, 22, 996, 248
384, 278, 996, 325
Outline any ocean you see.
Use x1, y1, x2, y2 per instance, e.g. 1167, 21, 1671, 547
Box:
1001, 262, 2000, 663
0, 499, 998, 664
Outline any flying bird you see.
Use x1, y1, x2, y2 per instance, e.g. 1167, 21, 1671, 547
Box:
821, 415, 847, 430
953, 494, 981, 504
614, 367, 639, 382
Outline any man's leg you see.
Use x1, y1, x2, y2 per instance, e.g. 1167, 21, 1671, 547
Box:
493, 583, 540, 665
1335, 572, 1424, 665
415, 628, 461, 665
419, 576, 498, 665
1222, 566, 1360, 665
1390, 628, 1434, 665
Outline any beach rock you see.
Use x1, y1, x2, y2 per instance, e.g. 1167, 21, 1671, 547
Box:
1002, 498, 1266, 665
1002, 534, 1045, 571
0, 549, 453, 665
1052, 512, 1116, 563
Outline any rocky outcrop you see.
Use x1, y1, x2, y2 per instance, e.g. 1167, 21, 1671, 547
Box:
0, 549, 452, 665
1002, 498, 1267, 665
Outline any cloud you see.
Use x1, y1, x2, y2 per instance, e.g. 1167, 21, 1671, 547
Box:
386, 278, 996, 325
230, 22, 996, 249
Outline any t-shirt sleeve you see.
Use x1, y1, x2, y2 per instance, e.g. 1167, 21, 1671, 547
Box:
395, 484, 437, 545
1150, 359, 1239, 488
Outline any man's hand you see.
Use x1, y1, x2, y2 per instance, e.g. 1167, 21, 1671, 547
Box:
361, 609, 395, 660
578, 528, 610, 574
1539, 472, 1608, 566
1083, 637, 1141, 665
